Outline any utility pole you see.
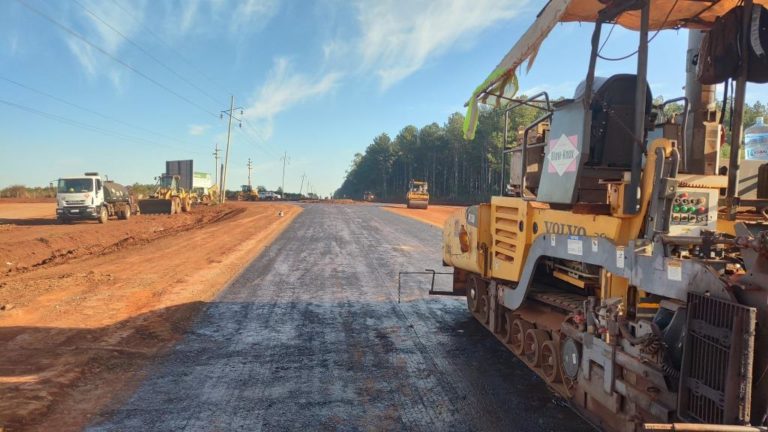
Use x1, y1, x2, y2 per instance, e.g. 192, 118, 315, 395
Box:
280, 151, 289, 195
247, 158, 253, 188
213, 143, 221, 187
220, 95, 243, 203
299, 172, 306, 196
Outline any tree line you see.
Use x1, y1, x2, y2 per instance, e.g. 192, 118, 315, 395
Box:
334, 102, 541, 203
335, 96, 768, 204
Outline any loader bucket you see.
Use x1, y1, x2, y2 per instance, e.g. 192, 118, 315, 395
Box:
138, 199, 174, 214
407, 199, 429, 210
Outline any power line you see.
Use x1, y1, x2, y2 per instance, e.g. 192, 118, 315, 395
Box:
0, 74, 192, 147
72, 0, 225, 107
16, 0, 219, 119
0, 97, 206, 155
234, 126, 278, 159
98, 0, 280, 159
110, 0, 232, 102
239, 118, 280, 158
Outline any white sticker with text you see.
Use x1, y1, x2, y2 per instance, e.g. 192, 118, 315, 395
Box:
667, 260, 682, 281
567, 236, 583, 256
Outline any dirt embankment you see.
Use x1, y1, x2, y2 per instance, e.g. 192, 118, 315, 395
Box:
381, 204, 463, 228
0, 202, 301, 431
0, 202, 241, 275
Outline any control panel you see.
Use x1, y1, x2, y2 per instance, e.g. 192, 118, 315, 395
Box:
668, 187, 718, 236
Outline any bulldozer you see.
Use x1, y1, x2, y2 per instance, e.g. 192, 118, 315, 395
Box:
190, 184, 219, 205
138, 174, 191, 214
406, 180, 429, 209
437, 1, 768, 431
237, 185, 260, 201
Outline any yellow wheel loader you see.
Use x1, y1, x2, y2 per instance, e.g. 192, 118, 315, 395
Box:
237, 185, 260, 201
406, 180, 429, 209
191, 184, 219, 205
138, 174, 191, 215
437, 1, 768, 431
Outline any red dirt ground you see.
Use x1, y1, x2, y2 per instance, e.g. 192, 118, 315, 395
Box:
0, 201, 301, 431
381, 203, 464, 228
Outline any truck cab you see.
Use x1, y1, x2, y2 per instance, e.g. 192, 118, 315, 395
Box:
57, 172, 133, 223
56, 173, 106, 222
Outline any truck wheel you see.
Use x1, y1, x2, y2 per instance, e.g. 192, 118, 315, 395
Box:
123, 206, 131, 220
98, 207, 108, 224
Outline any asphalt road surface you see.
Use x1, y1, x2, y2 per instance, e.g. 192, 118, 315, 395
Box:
89, 204, 594, 432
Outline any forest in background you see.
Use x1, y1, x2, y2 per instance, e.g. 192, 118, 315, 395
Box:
335, 96, 768, 203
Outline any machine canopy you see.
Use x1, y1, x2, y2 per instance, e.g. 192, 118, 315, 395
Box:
463, 0, 768, 140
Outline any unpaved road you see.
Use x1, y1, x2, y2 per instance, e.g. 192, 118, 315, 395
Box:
90, 204, 592, 431
0, 202, 300, 431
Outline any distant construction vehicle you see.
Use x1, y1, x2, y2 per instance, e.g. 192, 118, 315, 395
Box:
406, 180, 429, 209
138, 174, 191, 214
190, 184, 219, 205
363, 191, 375, 202
237, 185, 260, 201
56, 172, 135, 223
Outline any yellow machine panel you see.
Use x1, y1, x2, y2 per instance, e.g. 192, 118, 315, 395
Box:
489, 196, 531, 281
442, 205, 491, 277
488, 196, 624, 283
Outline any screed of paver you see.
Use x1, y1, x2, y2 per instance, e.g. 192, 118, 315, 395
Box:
89, 204, 593, 432
0, 202, 301, 432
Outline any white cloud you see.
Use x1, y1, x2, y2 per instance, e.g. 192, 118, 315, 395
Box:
9, 33, 19, 56
168, 0, 280, 38
356, 0, 529, 89
243, 57, 342, 140
62, 0, 280, 87
64, 0, 146, 82
232, 0, 280, 33
188, 124, 210, 136
519, 81, 578, 99
179, 0, 201, 33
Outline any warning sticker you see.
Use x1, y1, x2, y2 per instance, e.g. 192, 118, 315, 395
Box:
616, 247, 625, 269
567, 236, 583, 256
667, 260, 682, 281
547, 134, 580, 176
550, 235, 556, 247
591, 238, 598, 253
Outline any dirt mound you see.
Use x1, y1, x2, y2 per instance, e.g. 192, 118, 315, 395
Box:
0, 198, 56, 204
0, 202, 301, 431
0, 203, 239, 275
382, 204, 463, 228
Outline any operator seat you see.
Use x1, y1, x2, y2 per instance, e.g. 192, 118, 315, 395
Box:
582, 74, 654, 170
536, 74, 654, 206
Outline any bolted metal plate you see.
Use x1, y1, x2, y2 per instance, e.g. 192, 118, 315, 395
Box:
561, 337, 580, 380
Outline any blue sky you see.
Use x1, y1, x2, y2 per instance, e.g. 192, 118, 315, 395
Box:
2, 0, 768, 196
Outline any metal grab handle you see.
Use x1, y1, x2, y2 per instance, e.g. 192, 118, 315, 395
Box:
397, 269, 453, 303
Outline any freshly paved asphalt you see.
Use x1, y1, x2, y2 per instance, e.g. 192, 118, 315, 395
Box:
89, 204, 593, 431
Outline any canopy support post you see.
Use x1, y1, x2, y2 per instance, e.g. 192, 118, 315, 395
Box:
726, 0, 753, 220
623, 0, 650, 215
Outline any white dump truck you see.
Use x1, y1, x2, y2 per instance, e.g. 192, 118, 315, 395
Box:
56, 172, 135, 223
